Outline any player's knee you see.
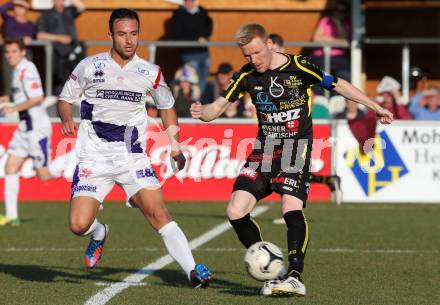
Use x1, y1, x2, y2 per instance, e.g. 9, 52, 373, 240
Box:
146, 206, 171, 224
5, 165, 19, 175
226, 204, 246, 220
69, 219, 91, 236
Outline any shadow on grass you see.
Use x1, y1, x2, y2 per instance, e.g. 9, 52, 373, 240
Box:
153, 269, 261, 296
0, 263, 138, 284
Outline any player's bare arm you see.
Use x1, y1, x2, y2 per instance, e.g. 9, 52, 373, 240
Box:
0, 96, 10, 104
160, 107, 186, 170
190, 96, 230, 122
334, 78, 394, 124
58, 100, 78, 135
0, 95, 44, 114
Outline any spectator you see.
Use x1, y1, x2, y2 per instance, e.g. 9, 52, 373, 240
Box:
376, 76, 412, 119
0, 0, 36, 95
172, 64, 201, 117
334, 98, 363, 119
268, 33, 285, 53
312, 95, 330, 119
312, 0, 351, 82
171, 0, 212, 94
409, 85, 440, 120
37, 0, 86, 95
201, 63, 233, 104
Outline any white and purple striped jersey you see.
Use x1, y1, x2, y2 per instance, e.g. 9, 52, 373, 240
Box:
59, 51, 175, 160
12, 58, 50, 131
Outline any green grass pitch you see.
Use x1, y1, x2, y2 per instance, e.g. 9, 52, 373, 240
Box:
0, 201, 439, 305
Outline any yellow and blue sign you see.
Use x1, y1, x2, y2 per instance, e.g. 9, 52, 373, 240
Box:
345, 131, 409, 196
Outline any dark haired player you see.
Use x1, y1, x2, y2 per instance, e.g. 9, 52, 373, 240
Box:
57, 8, 211, 287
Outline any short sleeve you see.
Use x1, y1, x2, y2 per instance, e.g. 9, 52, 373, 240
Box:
221, 65, 253, 102
22, 65, 44, 98
149, 68, 175, 109
59, 59, 88, 104
294, 55, 337, 90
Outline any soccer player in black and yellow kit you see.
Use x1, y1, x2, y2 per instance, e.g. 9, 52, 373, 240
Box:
190, 24, 393, 297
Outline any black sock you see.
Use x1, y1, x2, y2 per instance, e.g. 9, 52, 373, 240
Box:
229, 214, 262, 248
284, 210, 309, 277
309, 174, 327, 184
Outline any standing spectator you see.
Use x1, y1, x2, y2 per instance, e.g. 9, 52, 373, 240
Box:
312, 0, 351, 83
409, 85, 440, 120
0, 0, 36, 95
37, 0, 86, 95
376, 76, 412, 119
171, 0, 212, 94
172, 64, 200, 117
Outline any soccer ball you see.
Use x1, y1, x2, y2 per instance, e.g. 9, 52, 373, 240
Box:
244, 241, 286, 281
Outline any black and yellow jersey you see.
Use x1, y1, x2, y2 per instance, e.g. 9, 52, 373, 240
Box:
222, 54, 337, 140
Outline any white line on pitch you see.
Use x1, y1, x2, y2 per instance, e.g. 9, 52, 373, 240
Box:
83, 205, 269, 305
3, 247, 439, 254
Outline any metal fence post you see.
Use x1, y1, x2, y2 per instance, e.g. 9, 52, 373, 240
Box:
149, 44, 157, 64
402, 44, 410, 104
44, 42, 53, 96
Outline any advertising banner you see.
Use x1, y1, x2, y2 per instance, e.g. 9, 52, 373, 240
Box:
336, 121, 440, 203
0, 122, 331, 202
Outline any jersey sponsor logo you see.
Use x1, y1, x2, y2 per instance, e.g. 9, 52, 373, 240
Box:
239, 167, 258, 180
261, 125, 298, 138
254, 86, 263, 90
269, 76, 284, 98
137, 67, 150, 75
260, 109, 301, 123
96, 90, 142, 102
72, 184, 97, 193
69, 73, 77, 81
255, 92, 278, 112
279, 99, 306, 110
272, 177, 299, 188
136, 168, 157, 179
93, 70, 105, 83
12, 87, 20, 94
284, 75, 303, 88
345, 131, 409, 196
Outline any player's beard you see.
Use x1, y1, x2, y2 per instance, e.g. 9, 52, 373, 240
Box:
113, 42, 138, 60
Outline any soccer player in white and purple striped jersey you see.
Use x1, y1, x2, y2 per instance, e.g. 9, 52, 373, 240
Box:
57, 8, 211, 288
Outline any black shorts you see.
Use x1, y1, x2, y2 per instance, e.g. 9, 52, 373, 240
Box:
232, 138, 312, 205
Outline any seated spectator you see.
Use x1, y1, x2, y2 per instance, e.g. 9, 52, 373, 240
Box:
172, 64, 201, 117
0, 0, 36, 95
201, 63, 233, 104
37, 0, 86, 95
375, 76, 413, 119
312, 95, 330, 119
334, 98, 363, 119
268, 33, 285, 53
409, 85, 440, 120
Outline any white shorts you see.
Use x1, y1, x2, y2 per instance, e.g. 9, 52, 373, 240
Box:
8, 128, 52, 168
71, 156, 161, 203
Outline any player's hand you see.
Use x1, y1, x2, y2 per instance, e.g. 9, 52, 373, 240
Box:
376, 106, 393, 124
190, 101, 203, 119
171, 151, 186, 171
0, 106, 16, 114
61, 120, 79, 136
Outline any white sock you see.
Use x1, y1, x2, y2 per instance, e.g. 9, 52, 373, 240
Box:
48, 150, 77, 178
4, 174, 19, 219
158, 221, 196, 279
82, 219, 106, 241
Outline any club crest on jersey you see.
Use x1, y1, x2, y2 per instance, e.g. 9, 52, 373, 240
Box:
269, 76, 284, 98
93, 62, 106, 70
